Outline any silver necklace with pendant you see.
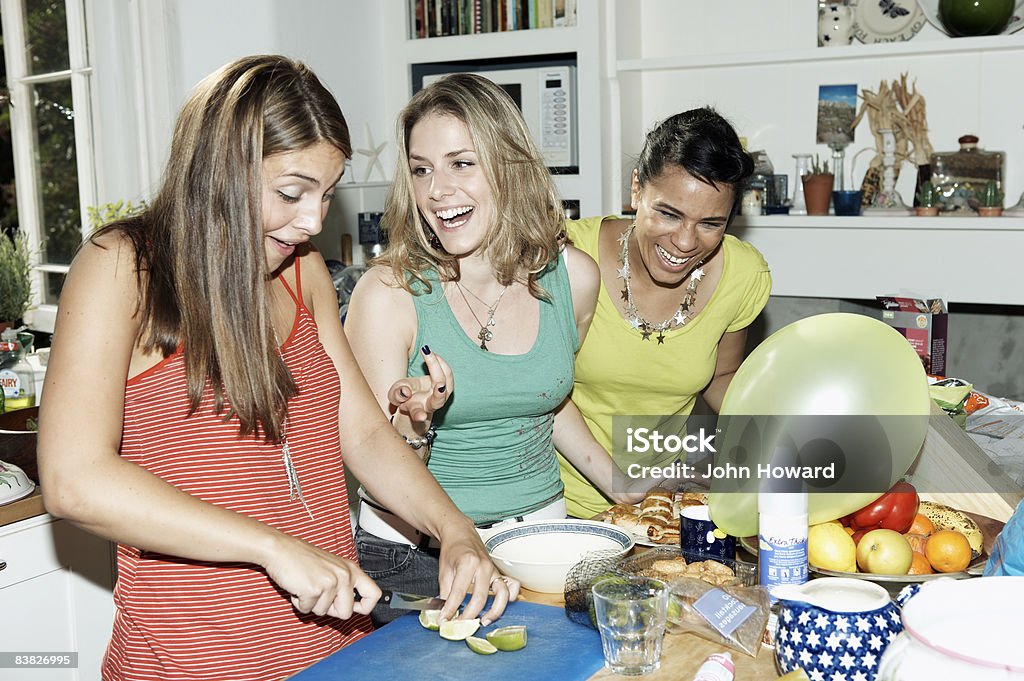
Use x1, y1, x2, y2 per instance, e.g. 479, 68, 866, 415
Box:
280, 421, 313, 519
272, 319, 313, 519
617, 223, 705, 344
453, 280, 508, 351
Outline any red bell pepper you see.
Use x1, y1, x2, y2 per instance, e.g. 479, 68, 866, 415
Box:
847, 481, 919, 534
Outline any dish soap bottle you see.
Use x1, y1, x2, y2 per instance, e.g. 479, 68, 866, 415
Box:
0, 327, 36, 411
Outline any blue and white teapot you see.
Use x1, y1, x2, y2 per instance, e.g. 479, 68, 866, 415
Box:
773, 578, 902, 681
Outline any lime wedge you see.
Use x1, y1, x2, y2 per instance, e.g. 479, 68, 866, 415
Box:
485, 625, 527, 651
418, 609, 441, 631
439, 618, 481, 641
466, 636, 498, 655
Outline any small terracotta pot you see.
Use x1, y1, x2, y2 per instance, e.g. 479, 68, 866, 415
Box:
915, 206, 940, 216
978, 206, 1003, 217
802, 174, 835, 216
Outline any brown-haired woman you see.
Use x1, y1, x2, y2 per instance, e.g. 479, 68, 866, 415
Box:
37, 55, 507, 680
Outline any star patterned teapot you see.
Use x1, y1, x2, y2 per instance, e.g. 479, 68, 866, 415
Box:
773, 577, 902, 680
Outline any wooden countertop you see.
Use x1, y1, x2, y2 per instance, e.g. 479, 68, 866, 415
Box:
0, 487, 46, 527
519, 586, 782, 679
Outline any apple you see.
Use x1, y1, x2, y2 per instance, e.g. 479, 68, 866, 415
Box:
855, 529, 913, 575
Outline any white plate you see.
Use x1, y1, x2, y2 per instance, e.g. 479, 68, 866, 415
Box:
853, 0, 928, 42
917, 0, 1024, 36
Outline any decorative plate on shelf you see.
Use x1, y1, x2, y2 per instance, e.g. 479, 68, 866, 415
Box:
917, 0, 1024, 36
852, 0, 928, 43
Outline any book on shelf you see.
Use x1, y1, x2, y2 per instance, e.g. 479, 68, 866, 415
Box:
408, 0, 575, 39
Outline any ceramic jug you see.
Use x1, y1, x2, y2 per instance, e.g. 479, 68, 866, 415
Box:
877, 577, 1024, 680
818, 3, 855, 46
773, 578, 902, 680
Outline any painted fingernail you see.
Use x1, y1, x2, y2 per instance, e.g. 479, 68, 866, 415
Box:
437, 385, 446, 393
421, 345, 431, 355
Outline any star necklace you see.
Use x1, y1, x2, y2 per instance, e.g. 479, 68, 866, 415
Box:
617, 223, 705, 344
453, 280, 508, 351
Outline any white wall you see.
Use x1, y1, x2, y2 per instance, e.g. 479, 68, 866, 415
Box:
163, 0, 389, 184
88, 0, 390, 206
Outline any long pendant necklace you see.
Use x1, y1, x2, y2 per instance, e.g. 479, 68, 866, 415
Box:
271, 318, 313, 519
280, 422, 313, 519
453, 281, 508, 351
617, 223, 705, 344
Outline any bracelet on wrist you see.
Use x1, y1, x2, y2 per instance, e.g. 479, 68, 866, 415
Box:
402, 424, 436, 450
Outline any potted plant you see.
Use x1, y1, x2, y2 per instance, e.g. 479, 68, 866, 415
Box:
977, 180, 1003, 217
0, 230, 32, 328
915, 181, 940, 216
801, 155, 834, 216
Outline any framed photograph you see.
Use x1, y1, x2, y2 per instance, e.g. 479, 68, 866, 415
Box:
816, 84, 858, 147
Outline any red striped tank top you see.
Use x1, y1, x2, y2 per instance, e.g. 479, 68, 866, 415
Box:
105, 259, 370, 680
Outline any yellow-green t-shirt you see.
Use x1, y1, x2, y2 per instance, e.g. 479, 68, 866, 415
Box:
558, 216, 772, 519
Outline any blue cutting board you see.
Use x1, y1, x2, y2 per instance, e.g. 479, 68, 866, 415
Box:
291, 601, 604, 681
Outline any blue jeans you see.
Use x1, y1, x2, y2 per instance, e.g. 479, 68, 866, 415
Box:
355, 527, 441, 627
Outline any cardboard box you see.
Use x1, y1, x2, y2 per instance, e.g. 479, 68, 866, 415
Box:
876, 296, 948, 376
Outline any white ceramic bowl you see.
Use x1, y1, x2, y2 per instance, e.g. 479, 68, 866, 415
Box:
878, 576, 1024, 679
483, 519, 634, 593
0, 459, 36, 505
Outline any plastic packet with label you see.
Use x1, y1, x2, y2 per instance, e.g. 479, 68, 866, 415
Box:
666, 576, 771, 658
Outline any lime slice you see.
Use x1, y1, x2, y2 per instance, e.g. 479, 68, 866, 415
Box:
485, 625, 527, 651
465, 636, 498, 655
418, 609, 441, 631
439, 618, 480, 641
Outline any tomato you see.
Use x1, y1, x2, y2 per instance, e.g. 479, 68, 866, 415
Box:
848, 481, 919, 533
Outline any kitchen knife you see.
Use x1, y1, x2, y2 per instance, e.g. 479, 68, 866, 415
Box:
378, 590, 446, 612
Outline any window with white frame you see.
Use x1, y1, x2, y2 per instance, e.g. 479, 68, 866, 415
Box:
1, 0, 96, 333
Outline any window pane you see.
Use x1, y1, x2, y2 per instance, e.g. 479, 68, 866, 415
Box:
25, 0, 70, 75
33, 79, 80, 265
42, 270, 65, 306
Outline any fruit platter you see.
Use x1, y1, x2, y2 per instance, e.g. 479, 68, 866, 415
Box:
741, 481, 1005, 595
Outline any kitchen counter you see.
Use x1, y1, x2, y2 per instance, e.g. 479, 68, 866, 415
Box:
0, 487, 46, 527
1, 406, 46, 527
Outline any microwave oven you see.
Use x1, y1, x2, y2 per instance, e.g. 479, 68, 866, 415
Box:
419, 64, 578, 172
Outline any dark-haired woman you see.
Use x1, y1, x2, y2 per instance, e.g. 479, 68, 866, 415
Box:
557, 107, 773, 519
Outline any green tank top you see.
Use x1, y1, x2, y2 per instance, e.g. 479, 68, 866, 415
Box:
408, 255, 578, 525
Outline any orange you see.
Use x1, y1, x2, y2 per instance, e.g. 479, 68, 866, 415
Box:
906, 513, 935, 536
924, 529, 972, 573
907, 552, 934, 575
904, 533, 929, 555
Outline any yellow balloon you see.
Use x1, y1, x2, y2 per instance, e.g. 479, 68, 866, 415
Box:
708, 313, 931, 537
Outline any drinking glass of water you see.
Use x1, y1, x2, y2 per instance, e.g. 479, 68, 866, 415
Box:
591, 576, 669, 675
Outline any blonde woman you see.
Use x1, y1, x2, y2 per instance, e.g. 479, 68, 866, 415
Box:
345, 73, 637, 624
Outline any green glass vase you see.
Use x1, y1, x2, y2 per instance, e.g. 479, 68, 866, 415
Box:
938, 0, 1015, 36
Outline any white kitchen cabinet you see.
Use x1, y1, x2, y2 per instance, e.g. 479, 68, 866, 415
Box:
0, 515, 114, 681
